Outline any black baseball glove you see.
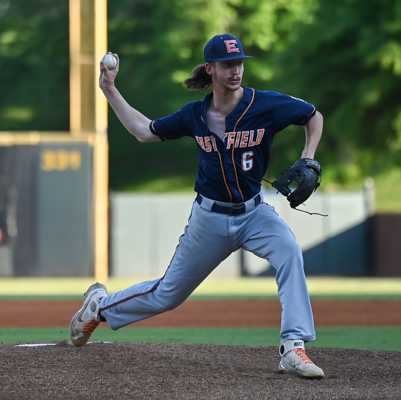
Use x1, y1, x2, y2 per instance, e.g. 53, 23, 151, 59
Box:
271, 158, 322, 209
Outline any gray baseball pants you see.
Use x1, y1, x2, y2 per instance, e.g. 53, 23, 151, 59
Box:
99, 193, 316, 343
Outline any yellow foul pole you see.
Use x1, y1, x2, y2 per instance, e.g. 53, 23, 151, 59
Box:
69, 0, 109, 282
69, 0, 81, 134
93, 0, 109, 282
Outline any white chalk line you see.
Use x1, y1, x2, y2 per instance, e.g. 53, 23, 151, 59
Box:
14, 341, 113, 347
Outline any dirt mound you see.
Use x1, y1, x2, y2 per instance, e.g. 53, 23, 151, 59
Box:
1, 341, 400, 399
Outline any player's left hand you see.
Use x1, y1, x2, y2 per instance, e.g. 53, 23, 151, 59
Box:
271, 158, 322, 209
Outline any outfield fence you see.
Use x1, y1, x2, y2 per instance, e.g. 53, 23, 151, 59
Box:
109, 188, 377, 278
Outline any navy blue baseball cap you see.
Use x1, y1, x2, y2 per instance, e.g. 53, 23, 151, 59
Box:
204, 34, 253, 63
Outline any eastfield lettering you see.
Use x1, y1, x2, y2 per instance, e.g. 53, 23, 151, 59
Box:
195, 129, 265, 152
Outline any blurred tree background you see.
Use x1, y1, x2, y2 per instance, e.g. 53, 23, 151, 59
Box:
0, 0, 400, 210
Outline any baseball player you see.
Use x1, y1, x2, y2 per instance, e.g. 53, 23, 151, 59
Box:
71, 34, 324, 378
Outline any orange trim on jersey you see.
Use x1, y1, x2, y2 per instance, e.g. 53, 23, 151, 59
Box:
231, 146, 244, 201
231, 88, 255, 202
216, 147, 233, 202
151, 121, 167, 141
235, 132, 241, 148
201, 116, 205, 124
210, 136, 218, 151
300, 105, 316, 125
233, 89, 255, 132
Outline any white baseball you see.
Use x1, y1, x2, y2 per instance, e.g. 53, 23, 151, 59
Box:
101, 54, 117, 70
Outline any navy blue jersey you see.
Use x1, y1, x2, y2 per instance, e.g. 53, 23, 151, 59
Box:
150, 86, 316, 203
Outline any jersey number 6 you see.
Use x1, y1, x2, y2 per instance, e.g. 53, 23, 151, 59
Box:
242, 151, 254, 171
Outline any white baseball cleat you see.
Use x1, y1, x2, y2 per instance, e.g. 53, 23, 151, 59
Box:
70, 283, 107, 347
279, 339, 324, 378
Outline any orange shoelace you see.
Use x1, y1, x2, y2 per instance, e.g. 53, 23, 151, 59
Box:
81, 318, 100, 335
294, 348, 313, 364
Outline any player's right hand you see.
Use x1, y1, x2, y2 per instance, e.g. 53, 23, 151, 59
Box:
99, 52, 119, 91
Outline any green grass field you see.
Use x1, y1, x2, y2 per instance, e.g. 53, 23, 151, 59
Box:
1, 277, 400, 351
2, 327, 401, 352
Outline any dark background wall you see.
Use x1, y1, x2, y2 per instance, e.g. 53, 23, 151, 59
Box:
0, 143, 94, 277
372, 214, 401, 276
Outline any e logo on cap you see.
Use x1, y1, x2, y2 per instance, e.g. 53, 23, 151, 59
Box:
224, 40, 240, 53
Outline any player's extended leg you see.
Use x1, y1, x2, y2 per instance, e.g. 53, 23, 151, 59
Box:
70, 199, 235, 345
240, 202, 315, 342
240, 202, 323, 377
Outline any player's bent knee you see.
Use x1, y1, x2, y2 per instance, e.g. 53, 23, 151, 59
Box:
273, 241, 303, 270
276, 237, 302, 259
288, 241, 303, 258
155, 298, 184, 313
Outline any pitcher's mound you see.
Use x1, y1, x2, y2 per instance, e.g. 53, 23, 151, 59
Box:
2, 341, 400, 399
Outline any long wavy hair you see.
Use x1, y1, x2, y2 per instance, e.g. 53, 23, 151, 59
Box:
183, 63, 214, 91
